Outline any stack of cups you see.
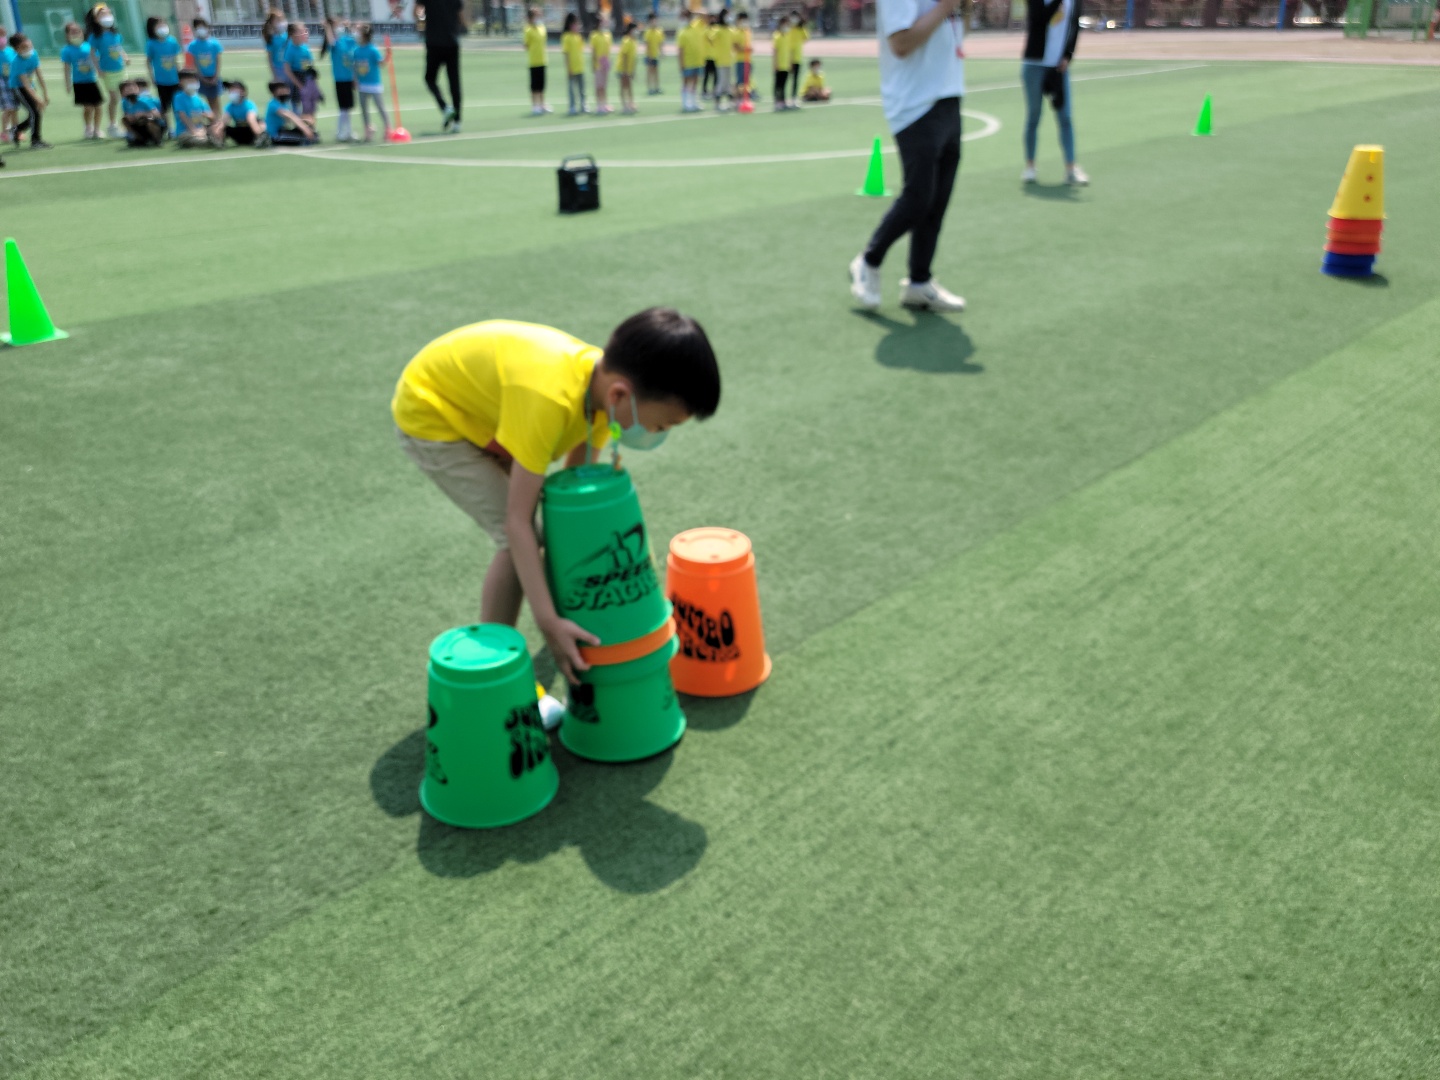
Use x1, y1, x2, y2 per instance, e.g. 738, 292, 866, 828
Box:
542, 464, 686, 762
1322, 144, 1384, 279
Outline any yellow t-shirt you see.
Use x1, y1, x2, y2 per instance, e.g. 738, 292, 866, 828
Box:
523, 24, 546, 67
391, 321, 609, 475
561, 31, 585, 75
735, 26, 752, 57
772, 31, 791, 71
590, 29, 612, 61
711, 25, 735, 67
617, 36, 638, 76
680, 19, 708, 68
644, 26, 664, 60
787, 25, 808, 64
802, 71, 826, 95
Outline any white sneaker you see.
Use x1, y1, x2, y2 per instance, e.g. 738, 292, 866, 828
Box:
538, 694, 566, 732
107, 123, 122, 139
1021, 164, 1037, 183
900, 278, 966, 313
849, 254, 882, 310
451, 122, 462, 134
532, 105, 544, 115
1067, 164, 1090, 186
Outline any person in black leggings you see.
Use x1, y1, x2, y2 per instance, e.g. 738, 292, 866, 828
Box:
416, 0, 466, 132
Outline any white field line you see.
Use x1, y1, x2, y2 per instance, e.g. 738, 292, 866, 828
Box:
0, 63, 1202, 181
298, 109, 1003, 169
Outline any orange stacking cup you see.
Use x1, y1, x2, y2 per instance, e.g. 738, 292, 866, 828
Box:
666, 528, 772, 697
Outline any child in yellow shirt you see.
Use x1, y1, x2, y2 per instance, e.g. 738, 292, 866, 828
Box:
787, 13, 809, 108
710, 10, 734, 111
616, 21, 638, 115
392, 310, 721, 684
771, 14, 791, 112
733, 11, 754, 103
561, 13, 585, 114
800, 58, 830, 102
643, 13, 663, 95
589, 22, 613, 115
678, 10, 707, 112
523, 7, 550, 115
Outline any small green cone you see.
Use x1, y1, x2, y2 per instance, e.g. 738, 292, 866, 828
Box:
1192, 94, 1213, 137
2, 238, 68, 347
856, 136, 893, 197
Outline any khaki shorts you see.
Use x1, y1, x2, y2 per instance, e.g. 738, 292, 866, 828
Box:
397, 428, 511, 548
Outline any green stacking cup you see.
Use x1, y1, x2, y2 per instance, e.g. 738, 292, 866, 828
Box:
423, 624, 558, 829
560, 637, 686, 763
542, 464, 670, 645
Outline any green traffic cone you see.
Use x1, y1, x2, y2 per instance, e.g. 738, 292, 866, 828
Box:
856, 136, 893, 197
2, 238, 68, 346
1192, 94, 1213, 137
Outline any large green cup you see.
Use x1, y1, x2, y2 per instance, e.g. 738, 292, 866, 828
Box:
422, 624, 558, 829
559, 637, 686, 762
541, 464, 670, 646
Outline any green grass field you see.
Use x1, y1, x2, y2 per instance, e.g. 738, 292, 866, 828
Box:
4, 44, 1440, 1078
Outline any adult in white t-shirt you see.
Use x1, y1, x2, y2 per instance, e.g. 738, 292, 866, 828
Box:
848, 0, 967, 313
1021, 0, 1087, 185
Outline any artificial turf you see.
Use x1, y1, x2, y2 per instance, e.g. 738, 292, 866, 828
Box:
3, 44, 1439, 1078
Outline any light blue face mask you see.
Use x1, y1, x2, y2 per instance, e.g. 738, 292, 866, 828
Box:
617, 394, 666, 451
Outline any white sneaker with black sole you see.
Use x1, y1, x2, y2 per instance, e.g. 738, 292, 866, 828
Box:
849, 253, 881, 310
900, 278, 966, 313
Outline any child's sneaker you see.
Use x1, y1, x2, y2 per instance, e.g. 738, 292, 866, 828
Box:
1021, 164, 1037, 183
107, 123, 122, 139
30, 139, 53, 150
849, 253, 881, 310
450, 121, 461, 133
441, 105, 456, 132
255, 132, 271, 148
363, 124, 375, 142
542, 104, 553, 113
899, 278, 966, 313
1067, 164, 1090, 186
532, 105, 544, 115
538, 694, 566, 732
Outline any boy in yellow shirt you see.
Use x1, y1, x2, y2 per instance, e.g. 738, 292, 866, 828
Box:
643, 13, 663, 95
800, 58, 830, 102
589, 21, 613, 115
560, 12, 585, 114
678, 9, 707, 112
710, 10, 734, 111
786, 13, 809, 108
393, 309, 721, 683
771, 14, 791, 112
733, 11, 754, 103
523, 7, 550, 115
616, 21, 638, 114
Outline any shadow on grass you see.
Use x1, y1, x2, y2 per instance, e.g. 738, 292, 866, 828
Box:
1022, 181, 1081, 201
1326, 271, 1389, 288
860, 310, 982, 374
371, 729, 706, 893
679, 686, 759, 732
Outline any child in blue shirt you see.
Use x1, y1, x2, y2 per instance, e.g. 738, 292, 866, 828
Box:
61, 21, 102, 139
265, 79, 316, 145
85, 4, 127, 139
0, 36, 16, 145
282, 22, 322, 125
263, 12, 289, 84
6, 32, 49, 149
172, 70, 221, 147
185, 18, 223, 110
351, 24, 391, 142
118, 76, 164, 146
221, 79, 268, 147
143, 16, 181, 127
322, 16, 357, 142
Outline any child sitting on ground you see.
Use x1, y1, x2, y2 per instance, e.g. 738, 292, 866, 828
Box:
118, 76, 165, 145
390, 309, 721, 689
265, 79, 316, 145
800, 58, 830, 102
172, 69, 223, 147
222, 79, 268, 146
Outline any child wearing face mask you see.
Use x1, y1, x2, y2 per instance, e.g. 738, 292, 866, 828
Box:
6, 33, 48, 149
87, 4, 128, 139
61, 22, 102, 140
221, 80, 268, 147
265, 79, 316, 146
143, 16, 180, 129
185, 19, 224, 113
283, 22, 322, 127
322, 17, 358, 142
1, 30, 16, 145
118, 76, 164, 146
263, 12, 289, 85
350, 25, 390, 142
172, 69, 222, 147
390, 309, 721, 687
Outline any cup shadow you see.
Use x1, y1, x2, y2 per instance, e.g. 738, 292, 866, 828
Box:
859, 310, 983, 374
371, 727, 707, 894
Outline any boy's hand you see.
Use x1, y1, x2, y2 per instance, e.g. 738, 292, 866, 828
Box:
539, 614, 600, 684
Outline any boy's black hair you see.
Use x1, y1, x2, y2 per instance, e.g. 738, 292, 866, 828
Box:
603, 308, 720, 419
8, 32, 26, 47
192, 16, 210, 27
809, 58, 821, 68
267, 79, 291, 93
223, 79, 247, 93
145, 15, 163, 39
563, 12, 579, 30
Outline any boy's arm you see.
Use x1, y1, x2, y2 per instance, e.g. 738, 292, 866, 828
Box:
506, 465, 600, 683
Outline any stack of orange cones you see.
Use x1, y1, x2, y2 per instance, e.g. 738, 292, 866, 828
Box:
667, 528, 772, 698
1322, 144, 1384, 279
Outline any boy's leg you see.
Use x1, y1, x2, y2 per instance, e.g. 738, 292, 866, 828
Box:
482, 550, 524, 626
